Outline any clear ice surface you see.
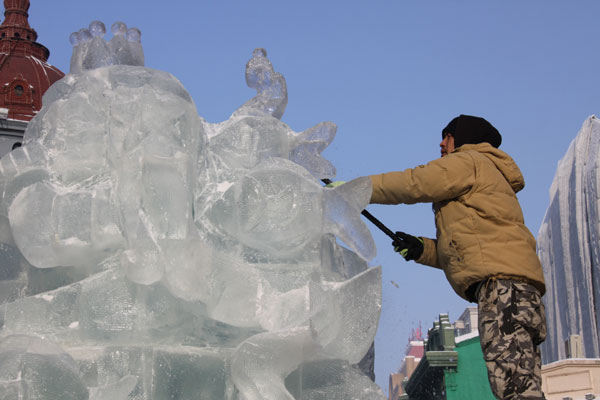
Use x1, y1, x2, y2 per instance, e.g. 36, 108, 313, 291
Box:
0, 21, 383, 399
538, 115, 600, 363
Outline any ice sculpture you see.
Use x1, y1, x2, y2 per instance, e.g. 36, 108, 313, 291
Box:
0, 21, 384, 399
70, 21, 144, 73
538, 115, 600, 363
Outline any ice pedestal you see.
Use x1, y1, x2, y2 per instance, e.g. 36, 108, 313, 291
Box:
0, 22, 384, 399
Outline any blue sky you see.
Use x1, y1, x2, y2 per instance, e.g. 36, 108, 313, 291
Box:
21, 0, 600, 393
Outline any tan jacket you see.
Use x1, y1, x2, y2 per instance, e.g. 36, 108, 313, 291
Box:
369, 143, 545, 301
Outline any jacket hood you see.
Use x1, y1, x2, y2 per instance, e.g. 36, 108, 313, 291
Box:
455, 143, 524, 193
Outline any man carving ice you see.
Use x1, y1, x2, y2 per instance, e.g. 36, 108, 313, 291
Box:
344, 115, 547, 399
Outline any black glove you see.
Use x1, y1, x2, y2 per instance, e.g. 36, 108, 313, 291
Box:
391, 231, 424, 261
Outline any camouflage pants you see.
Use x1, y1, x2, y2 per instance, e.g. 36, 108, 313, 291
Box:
477, 279, 547, 400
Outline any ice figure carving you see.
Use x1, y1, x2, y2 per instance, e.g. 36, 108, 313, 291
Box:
205, 48, 337, 181
70, 21, 144, 74
235, 48, 288, 120
0, 20, 383, 399
538, 115, 600, 363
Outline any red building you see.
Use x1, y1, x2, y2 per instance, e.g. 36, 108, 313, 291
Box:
389, 326, 425, 400
0, 0, 64, 155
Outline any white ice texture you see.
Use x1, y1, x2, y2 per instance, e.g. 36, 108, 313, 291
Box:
538, 115, 600, 364
0, 20, 383, 400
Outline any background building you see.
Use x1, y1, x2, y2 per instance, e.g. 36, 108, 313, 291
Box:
541, 335, 600, 399
537, 116, 600, 364
389, 307, 495, 400
389, 326, 424, 399
0, 0, 64, 157
397, 309, 600, 399
401, 312, 495, 400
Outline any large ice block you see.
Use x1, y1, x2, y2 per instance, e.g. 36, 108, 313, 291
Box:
0, 23, 383, 399
0, 335, 89, 399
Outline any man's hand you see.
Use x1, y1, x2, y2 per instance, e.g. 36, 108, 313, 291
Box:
392, 231, 424, 261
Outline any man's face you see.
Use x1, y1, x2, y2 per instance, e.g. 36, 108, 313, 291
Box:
440, 133, 455, 157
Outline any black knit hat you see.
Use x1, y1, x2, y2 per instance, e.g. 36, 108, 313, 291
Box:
442, 115, 502, 149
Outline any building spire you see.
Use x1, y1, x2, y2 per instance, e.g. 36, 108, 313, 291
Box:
0, 0, 37, 43
0, 0, 64, 123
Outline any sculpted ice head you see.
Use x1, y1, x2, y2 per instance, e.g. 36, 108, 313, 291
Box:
89, 20, 106, 37
111, 21, 128, 36
69, 20, 145, 73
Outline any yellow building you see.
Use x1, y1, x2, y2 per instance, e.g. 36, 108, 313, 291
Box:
542, 335, 600, 400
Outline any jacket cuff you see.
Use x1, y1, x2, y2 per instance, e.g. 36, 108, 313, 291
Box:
416, 237, 441, 269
